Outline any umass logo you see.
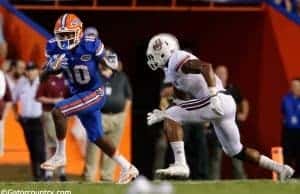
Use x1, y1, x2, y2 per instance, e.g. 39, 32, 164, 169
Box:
153, 38, 163, 51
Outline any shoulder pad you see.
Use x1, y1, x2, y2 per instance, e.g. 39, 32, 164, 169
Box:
82, 36, 104, 56
83, 34, 97, 42
48, 38, 56, 43
46, 38, 59, 57
169, 50, 197, 72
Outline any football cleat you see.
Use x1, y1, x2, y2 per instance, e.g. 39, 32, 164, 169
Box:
155, 163, 190, 179
40, 154, 66, 171
279, 165, 294, 181
117, 165, 139, 184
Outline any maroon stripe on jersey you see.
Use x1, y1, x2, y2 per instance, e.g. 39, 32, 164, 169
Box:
178, 96, 210, 106
177, 98, 200, 105
185, 102, 211, 111
179, 97, 210, 108
175, 55, 190, 72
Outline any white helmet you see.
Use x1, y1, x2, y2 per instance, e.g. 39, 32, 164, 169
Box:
146, 33, 180, 71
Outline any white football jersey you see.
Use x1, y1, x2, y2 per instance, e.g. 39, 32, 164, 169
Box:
164, 50, 224, 99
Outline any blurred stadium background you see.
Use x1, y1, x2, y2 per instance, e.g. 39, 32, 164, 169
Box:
0, 0, 300, 193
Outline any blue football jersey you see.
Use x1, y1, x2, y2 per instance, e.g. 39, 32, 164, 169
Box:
46, 36, 105, 94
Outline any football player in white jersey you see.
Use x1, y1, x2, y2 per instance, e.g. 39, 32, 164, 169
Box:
146, 33, 294, 181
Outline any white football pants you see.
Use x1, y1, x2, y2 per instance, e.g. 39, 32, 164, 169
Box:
166, 93, 243, 156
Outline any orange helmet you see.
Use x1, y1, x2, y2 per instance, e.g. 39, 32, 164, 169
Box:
54, 13, 83, 50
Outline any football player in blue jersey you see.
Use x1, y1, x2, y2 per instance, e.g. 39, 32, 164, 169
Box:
40, 13, 139, 184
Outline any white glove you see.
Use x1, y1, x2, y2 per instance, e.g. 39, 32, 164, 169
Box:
46, 53, 66, 71
147, 109, 166, 126
209, 87, 224, 116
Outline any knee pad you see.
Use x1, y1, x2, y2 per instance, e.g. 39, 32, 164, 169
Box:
233, 147, 246, 160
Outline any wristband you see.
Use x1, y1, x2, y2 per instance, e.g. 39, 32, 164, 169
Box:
208, 87, 218, 95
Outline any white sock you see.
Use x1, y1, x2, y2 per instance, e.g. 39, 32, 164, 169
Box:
170, 141, 187, 165
58, 166, 65, 175
112, 151, 131, 170
45, 170, 54, 177
259, 155, 283, 173
55, 139, 66, 157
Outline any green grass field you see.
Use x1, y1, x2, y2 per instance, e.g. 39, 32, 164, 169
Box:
0, 180, 299, 194
0, 165, 299, 194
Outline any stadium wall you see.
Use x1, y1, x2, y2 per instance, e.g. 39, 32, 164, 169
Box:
0, 1, 49, 65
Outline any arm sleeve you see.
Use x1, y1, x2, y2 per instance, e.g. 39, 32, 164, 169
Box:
45, 38, 56, 57
123, 74, 133, 100
44, 39, 64, 73
0, 71, 6, 99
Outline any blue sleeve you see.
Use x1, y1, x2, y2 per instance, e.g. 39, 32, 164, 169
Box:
83, 36, 105, 60
44, 38, 64, 73
45, 38, 58, 58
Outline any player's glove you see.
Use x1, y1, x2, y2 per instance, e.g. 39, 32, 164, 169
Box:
147, 109, 166, 126
46, 53, 66, 72
209, 87, 224, 116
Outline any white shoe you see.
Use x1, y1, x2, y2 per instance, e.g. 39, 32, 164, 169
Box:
279, 165, 294, 181
155, 163, 190, 179
40, 154, 66, 171
117, 165, 139, 184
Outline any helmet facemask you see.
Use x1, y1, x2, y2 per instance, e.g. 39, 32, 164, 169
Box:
146, 51, 170, 71
55, 29, 81, 50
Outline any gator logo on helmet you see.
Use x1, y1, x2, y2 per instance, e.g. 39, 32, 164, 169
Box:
153, 39, 163, 51
71, 18, 81, 27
